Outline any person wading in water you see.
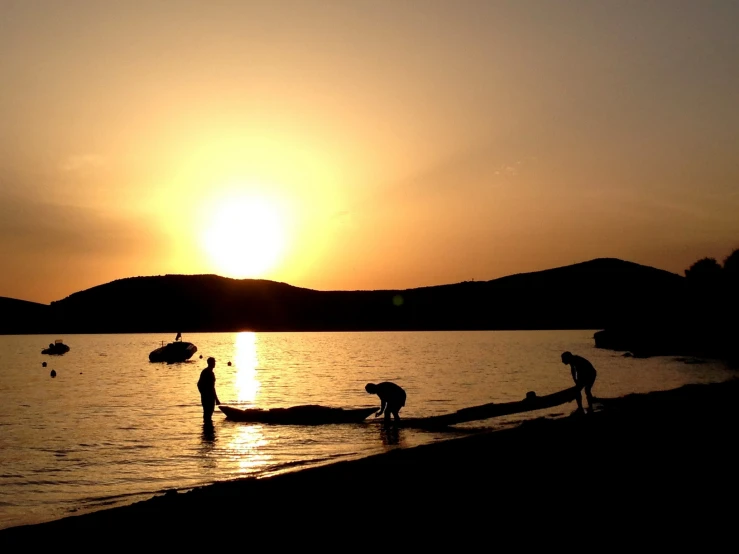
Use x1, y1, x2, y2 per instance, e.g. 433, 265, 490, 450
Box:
197, 357, 221, 422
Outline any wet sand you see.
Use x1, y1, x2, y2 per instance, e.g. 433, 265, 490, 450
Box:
2, 378, 738, 546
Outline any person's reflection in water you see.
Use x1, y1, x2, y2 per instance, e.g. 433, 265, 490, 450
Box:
379, 423, 404, 447
199, 420, 217, 470
202, 420, 216, 444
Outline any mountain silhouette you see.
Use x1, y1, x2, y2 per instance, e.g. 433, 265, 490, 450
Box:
0, 296, 52, 335
0, 258, 686, 334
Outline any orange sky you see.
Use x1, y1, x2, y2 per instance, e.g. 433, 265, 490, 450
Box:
1, 1, 738, 303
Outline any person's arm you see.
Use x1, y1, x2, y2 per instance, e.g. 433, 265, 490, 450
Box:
211, 373, 221, 404
376, 398, 386, 417
213, 375, 221, 404
570, 364, 578, 385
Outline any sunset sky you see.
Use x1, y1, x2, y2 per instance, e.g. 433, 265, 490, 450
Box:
1, 0, 738, 304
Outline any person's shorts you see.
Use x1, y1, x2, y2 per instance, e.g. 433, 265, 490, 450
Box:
577, 373, 596, 389
387, 402, 403, 413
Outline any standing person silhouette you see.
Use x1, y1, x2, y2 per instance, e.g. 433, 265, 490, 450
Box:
365, 381, 406, 424
197, 357, 221, 422
561, 351, 597, 414
175, 332, 182, 342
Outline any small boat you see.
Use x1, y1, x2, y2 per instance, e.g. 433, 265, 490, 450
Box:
219, 404, 379, 425
397, 386, 580, 429
149, 340, 198, 363
41, 339, 70, 355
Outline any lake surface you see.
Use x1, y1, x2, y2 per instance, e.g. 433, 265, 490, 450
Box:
0, 330, 733, 529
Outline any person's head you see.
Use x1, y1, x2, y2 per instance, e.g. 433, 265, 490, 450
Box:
365, 383, 377, 394
207, 357, 216, 369
561, 351, 573, 365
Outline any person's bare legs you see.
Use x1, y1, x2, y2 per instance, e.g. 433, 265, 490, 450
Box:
584, 384, 594, 413
202, 396, 215, 421
574, 387, 585, 415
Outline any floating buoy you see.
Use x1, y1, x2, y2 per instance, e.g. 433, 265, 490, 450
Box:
199, 355, 203, 359
50, 370, 57, 378
227, 361, 232, 366
42, 362, 47, 367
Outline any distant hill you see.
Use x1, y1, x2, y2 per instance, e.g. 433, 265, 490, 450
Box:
0, 258, 686, 334
0, 297, 51, 335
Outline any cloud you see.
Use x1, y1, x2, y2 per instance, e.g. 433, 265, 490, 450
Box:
395, 144, 532, 197
0, 193, 162, 259
0, 190, 170, 302
59, 154, 106, 172
493, 164, 520, 177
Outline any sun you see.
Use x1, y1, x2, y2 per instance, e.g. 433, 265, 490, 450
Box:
202, 195, 285, 278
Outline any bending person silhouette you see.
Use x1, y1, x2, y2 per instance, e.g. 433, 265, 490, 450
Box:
197, 357, 221, 422
365, 381, 406, 424
561, 351, 597, 414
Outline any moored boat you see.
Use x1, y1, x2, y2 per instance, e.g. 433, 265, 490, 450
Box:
218, 404, 379, 425
149, 340, 198, 363
41, 340, 70, 355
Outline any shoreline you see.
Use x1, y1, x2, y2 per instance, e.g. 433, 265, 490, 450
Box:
3, 378, 739, 543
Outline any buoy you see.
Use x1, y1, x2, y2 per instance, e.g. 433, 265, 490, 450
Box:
199, 355, 203, 359
227, 361, 232, 366
42, 362, 47, 367
50, 370, 56, 378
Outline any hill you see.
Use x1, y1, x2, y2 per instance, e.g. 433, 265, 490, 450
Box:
0, 297, 51, 335
0, 257, 685, 334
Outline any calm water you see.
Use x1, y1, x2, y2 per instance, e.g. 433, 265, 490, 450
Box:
0, 330, 733, 529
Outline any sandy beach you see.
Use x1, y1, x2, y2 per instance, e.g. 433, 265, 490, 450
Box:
3, 378, 738, 546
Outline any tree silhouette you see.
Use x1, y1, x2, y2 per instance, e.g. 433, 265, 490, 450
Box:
685, 257, 723, 283
723, 249, 739, 278
723, 249, 739, 323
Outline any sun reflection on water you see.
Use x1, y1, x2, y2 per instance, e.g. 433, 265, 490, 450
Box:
234, 332, 260, 405
226, 424, 272, 473
224, 332, 272, 474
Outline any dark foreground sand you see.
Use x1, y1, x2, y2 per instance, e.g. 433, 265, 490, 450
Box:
3, 379, 739, 546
